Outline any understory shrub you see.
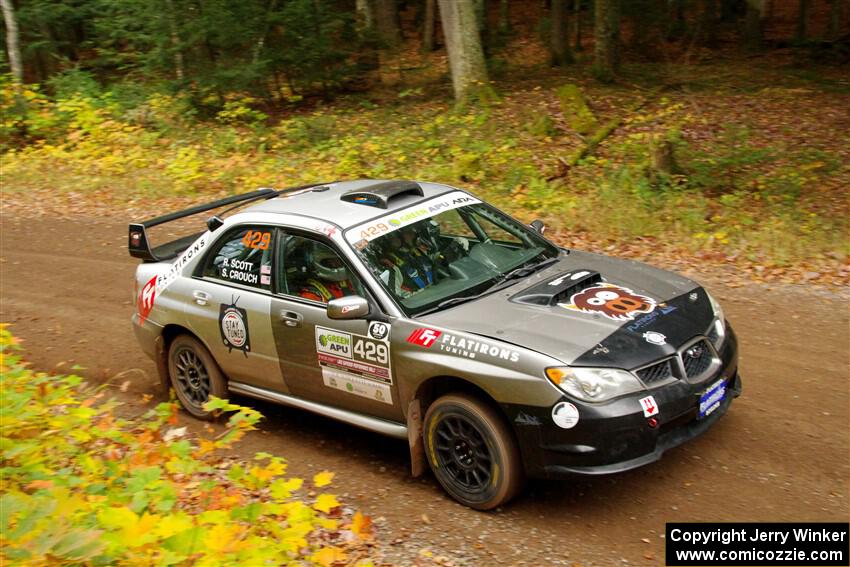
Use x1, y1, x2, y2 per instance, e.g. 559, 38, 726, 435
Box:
0, 325, 373, 565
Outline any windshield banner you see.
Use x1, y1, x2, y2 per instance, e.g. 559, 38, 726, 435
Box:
346, 191, 481, 244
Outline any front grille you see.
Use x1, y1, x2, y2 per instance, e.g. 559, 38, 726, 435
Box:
636, 358, 675, 385
683, 339, 713, 378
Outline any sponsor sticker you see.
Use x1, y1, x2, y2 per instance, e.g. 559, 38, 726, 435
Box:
315, 326, 392, 385
407, 328, 520, 363
639, 395, 659, 418
551, 402, 580, 429
219, 298, 250, 356
699, 379, 726, 419
561, 283, 657, 322
625, 304, 677, 332
137, 275, 157, 324
346, 191, 481, 243
406, 328, 442, 347
154, 233, 210, 294
547, 270, 591, 287
591, 343, 610, 355
643, 331, 667, 346
322, 368, 393, 405
368, 321, 390, 341
514, 412, 542, 426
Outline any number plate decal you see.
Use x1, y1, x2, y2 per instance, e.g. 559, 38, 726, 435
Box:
315, 326, 393, 389
698, 378, 727, 419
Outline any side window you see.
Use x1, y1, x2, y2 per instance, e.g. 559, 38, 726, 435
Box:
278, 235, 363, 303
202, 226, 273, 291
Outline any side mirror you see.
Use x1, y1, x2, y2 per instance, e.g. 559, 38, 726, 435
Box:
327, 295, 370, 320
206, 215, 224, 231
530, 220, 546, 235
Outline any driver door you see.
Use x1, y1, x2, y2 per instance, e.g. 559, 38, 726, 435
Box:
269, 232, 401, 422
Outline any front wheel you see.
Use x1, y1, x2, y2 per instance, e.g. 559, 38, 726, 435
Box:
167, 334, 228, 420
423, 393, 524, 510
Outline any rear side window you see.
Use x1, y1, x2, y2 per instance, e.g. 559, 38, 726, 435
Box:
201, 226, 273, 291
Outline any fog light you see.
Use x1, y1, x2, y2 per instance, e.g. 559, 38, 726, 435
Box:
551, 401, 580, 429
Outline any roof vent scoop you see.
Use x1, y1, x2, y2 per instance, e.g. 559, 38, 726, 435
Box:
340, 180, 424, 209
511, 270, 603, 306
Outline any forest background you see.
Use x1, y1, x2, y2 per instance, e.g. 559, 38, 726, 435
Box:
1, 1, 849, 564
2, 0, 849, 285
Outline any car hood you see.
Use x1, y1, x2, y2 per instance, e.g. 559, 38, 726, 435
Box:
420, 250, 714, 369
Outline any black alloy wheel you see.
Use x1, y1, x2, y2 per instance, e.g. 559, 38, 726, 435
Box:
433, 414, 494, 493
424, 393, 524, 510
167, 334, 228, 420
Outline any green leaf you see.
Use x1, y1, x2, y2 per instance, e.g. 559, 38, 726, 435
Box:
163, 526, 205, 556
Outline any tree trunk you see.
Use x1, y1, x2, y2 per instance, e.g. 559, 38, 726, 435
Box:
498, 0, 510, 33
571, 0, 581, 50
650, 138, 680, 176
666, 0, 688, 40
745, 0, 764, 50
828, 0, 846, 40
699, 0, 719, 46
1, 0, 23, 84
164, 0, 185, 80
796, 0, 810, 41
253, 0, 280, 64
593, 0, 620, 82
438, 0, 491, 103
423, 0, 437, 51
551, 0, 574, 65
374, 0, 402, 47
357, 0, 375, 31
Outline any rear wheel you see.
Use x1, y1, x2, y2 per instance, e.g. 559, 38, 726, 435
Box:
167, 334, 227, 420
423, 393, 524, 510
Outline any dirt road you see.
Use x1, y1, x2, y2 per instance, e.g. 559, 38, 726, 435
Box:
1, 216, 848, 566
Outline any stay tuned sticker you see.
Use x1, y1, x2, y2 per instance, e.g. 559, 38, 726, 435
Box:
219, 297, 250, 356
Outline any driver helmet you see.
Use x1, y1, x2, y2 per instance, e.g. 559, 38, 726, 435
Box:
313, 244, 347, 282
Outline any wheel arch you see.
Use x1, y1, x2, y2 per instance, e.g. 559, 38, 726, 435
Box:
406, 375, 516, 478
155, 324, 209, 392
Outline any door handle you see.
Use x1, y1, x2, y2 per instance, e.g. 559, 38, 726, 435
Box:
192, 290, 211, 306
280, 310, 303, 328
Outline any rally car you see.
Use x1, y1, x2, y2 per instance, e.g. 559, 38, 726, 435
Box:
129, 179, 741, 509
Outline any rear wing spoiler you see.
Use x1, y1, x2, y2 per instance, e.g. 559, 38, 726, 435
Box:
128, 184, 328, 262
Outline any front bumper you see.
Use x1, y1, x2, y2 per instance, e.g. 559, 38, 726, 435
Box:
503, 325, 741, 479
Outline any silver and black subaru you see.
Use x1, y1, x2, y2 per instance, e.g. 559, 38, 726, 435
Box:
129, 179, 741, 509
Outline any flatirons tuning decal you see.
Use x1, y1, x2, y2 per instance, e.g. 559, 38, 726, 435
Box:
560, 283, 656, 321
137, 275, 157, 324
219, 296, 250, 356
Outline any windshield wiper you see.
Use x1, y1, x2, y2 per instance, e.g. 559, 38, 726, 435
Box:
415, 293, 482, 317
413, 256, 560, 318
497, 256, 559, 285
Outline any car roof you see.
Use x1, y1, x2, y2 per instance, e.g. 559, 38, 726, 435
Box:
243, 179, 457, 230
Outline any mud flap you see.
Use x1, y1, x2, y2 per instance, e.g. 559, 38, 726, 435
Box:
155, 334, 169, 393
407, 398, 426, 477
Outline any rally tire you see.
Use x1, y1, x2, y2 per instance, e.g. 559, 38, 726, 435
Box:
167, 334, 228, 420
423, 393, 524, 510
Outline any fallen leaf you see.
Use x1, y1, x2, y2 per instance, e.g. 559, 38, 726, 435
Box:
313, 470, 335, 488
351, 511, 373, 538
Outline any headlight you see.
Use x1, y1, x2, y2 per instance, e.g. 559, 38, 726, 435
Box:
706, 289, 725, 323
705, 289, 727, 349
545, 367, 644, 402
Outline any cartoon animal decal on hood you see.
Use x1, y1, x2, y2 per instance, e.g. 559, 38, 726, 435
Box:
561, 283, 656, 321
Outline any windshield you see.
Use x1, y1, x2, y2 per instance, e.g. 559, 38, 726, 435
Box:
346, 191, 560, 316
